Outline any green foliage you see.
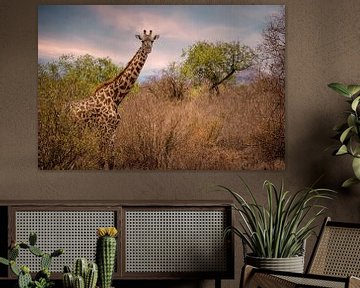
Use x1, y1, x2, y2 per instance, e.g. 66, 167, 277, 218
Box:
329, 82, 360, 187
32, 278, 54, 288
0, 232, 63, 288
181, 41, 255, 92
221, 179, 335, 258
38, 54, 120, 170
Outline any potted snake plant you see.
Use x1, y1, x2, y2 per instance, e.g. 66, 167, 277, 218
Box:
328, 82, 360, 187
220, 179, 334, 273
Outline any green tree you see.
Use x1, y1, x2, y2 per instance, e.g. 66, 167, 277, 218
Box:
181, 41, 255, 94
146, 61, 189, 101
38, 54, 121, 169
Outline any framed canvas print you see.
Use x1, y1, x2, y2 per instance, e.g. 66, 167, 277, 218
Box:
38, 5, 285, 170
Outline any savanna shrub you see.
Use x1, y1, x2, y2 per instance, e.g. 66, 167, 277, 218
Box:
38, 54, 120, 169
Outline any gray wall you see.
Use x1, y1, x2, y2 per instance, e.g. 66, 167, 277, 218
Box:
1, 0, 360, 287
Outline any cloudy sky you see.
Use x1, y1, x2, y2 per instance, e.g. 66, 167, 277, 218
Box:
38, 5, 283, 79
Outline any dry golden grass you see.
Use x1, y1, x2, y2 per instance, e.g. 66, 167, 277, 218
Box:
113, 78, 285, 170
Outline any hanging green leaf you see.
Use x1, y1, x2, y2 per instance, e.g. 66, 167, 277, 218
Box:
340, 126, 353, 143
348, 135, 360, 157
329, 82, 360, 187
351, 96, 360, 111
347, 114, 356, 128
336, 145, 348, 155
328, 83, 351, 97
352, 157, 360, 179
342, 177, 360, 188
347, 85, 360, 97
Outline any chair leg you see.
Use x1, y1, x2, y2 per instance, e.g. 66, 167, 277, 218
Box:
215, 278, 221, 288
349, 276, 360, 288
240, 265, 255, 288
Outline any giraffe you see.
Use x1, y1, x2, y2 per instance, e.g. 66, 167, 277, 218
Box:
69, 30, 159, 169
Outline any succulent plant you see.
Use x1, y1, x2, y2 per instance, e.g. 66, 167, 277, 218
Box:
62, 259, 98, 288
74, 275, 85, 288
96, 227, 118, 288
0, 232, 63, 288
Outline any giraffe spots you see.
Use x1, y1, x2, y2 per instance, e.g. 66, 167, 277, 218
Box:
135, 66, 142, 73
119, 83, 128, 90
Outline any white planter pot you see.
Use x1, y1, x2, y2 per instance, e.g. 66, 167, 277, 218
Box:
245, 254, 305, 273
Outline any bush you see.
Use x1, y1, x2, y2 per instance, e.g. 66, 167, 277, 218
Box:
38, 55, 120, 169
113, 77, 285, 170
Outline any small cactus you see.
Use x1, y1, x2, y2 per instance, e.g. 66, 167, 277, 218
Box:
10, 260, 20, 276
29, 232, 37, 246
74, 258, 88, 279
63, 259, 98, 288
63, 272, 74, 288
0, 232, 63, 288
85, 262, 98, 288
18, 268, 32, 288
41, 253, 52, 270
51, 248, 64, 257
74, 275, 85, 288
96, 227, 118, 288
9, 246, 19, 260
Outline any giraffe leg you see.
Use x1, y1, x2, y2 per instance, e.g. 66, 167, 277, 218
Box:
107, 132, 116, 170
99, 138, 108, 170
101, 130, 116, 170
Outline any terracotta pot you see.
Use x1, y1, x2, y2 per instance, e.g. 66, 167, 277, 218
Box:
245, 254, 305, 273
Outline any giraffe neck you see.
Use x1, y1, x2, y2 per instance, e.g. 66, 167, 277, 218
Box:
110, 47, 148, 106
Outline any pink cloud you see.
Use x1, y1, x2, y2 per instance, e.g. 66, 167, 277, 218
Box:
90, 6, 261, 47
91, 6, 206, 42
38, 37, 169, 75
38, 37, 135, 64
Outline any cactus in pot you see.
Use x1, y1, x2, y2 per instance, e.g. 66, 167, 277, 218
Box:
96, 227, 118, 288
62, 259, 98, 288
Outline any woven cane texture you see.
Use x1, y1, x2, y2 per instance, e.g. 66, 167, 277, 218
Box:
309, 226, 360, 277
15, 211, 115, 272
125, 210, 227, 273
277, 275, 345, 288
249, 273, 297, 288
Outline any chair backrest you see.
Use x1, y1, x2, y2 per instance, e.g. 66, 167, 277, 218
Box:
307, 217, 360, 277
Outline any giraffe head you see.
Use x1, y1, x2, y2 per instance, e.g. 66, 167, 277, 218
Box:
136, 30, 159, 54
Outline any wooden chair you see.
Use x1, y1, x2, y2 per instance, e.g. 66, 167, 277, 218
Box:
241, 217, 360, 288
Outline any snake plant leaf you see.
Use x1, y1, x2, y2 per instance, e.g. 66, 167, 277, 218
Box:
221, 179, 335, 258
342, 177, 360, 188
352, 157, 360, 179
336, 144, 348, 155
351, 96, 360, 111
328, 83, 351, 97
